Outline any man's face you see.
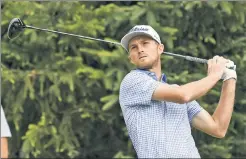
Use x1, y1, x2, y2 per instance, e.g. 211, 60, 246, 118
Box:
128, 35, 164, 69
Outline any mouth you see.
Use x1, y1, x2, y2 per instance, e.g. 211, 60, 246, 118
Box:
139, 55, 147, 59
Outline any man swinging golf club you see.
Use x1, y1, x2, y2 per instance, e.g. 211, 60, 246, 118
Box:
119, 25, 237, 158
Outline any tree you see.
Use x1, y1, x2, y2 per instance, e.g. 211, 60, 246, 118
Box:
1, 1, 246, 158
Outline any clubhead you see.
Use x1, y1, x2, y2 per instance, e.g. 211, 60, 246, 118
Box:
7, 18, 26, 40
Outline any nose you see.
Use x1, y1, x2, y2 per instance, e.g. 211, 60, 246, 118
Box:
137, 44, 144, 54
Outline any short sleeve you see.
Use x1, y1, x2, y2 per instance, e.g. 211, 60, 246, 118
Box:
1, 105, 12, 137
187, 100, 203, 124
119, 71, 161, 107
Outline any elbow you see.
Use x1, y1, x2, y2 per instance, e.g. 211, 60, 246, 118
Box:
177, 88, 195, 104
178, 94, 191, 104
176, 87, 194, 104
214, 129, 227, 139
215, 132, 226, 139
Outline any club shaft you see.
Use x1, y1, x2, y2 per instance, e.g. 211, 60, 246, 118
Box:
163, 52, 208, 64
25, 25, 121, 46
26, 25, 208, 64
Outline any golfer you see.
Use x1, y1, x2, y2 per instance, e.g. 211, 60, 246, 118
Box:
119, 25, 236, 158
1, 105, 12, 158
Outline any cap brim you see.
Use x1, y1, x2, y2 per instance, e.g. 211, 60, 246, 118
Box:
120, 32, 153, 52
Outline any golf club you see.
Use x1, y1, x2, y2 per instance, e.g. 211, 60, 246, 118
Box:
7, 18, 236, 70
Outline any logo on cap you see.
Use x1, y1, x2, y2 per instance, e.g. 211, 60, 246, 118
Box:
130, 26, 149, 32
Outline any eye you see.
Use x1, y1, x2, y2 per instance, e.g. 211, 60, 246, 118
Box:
130, 46, 136, 50
143, 41, 149, 45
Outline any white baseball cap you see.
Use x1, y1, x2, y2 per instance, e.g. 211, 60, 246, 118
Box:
120, 25, 161, 52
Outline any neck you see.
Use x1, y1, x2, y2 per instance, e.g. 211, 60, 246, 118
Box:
149, 59, 162, 81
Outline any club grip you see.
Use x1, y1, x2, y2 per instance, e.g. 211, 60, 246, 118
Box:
185, 56, 236, 70
185, 56, 207, 64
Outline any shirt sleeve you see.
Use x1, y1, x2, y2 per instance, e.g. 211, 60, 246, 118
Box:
1, 105, 12, 137
187, 100, 203, 124
119, 71, 161, 107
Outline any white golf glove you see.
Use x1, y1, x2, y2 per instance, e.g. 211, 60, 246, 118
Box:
225, 60, 236, 70
221, 60, 237, 81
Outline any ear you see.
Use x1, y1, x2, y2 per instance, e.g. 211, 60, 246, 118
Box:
158, 44, 164, 55
128, 55, 134, 64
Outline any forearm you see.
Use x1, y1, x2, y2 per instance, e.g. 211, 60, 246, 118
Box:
1, 137, 9, 158
180, 74, 219, 102
212, 79, 236, 135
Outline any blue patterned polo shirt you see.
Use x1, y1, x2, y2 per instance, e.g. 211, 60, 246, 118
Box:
119, 69, 202, 158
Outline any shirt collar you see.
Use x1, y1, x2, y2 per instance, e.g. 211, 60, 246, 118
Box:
135, 68, 167, 83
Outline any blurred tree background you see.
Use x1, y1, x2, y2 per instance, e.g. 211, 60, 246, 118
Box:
1, 1, 246, 158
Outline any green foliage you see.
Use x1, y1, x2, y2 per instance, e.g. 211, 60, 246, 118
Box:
1, 1, 246, 158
